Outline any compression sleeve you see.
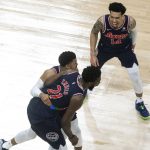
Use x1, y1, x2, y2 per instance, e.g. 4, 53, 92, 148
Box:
30, 79, 44, 97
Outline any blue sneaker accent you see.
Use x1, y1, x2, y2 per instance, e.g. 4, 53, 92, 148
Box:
0, 139, 8, 150
135, 101, 150, 120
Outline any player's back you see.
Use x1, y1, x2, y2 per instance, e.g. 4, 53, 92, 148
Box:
27, 71, 85, 124
42, 71, 85, 109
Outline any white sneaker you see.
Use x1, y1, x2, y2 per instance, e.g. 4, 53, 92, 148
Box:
0, 139, 8, 150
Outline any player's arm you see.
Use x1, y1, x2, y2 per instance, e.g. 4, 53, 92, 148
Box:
90, 17, 103, 66
128, 16, 137, 51
44, 69, 74, 86
31, 69, 56, 105
61, 95, 84, 146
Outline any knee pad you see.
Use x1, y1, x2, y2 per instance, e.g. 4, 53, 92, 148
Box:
27, 128, 37, 139
126, 63, 143, 94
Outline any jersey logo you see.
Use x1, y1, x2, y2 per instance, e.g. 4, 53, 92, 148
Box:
122, 27, 126, 31
46, 132, 59, 142
105, 32, 128, 45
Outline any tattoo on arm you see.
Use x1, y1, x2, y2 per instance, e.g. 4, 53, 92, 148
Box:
129, 17, 136, 30
91, 19, 103, 34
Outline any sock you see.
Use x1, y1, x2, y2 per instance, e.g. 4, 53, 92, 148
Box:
136, 97, 143, 103
2, 141, 12, 149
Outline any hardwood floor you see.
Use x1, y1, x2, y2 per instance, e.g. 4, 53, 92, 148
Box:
0, 0, 150, 149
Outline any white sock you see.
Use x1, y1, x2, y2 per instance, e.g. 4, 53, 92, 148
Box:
2, 141, 12, 149
136, 97, 143, 103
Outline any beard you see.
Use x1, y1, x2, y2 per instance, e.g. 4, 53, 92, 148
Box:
88, 86, 94, 91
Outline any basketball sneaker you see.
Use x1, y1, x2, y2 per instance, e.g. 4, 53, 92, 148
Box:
135, 100, 150, 120
0, 139, 8, 150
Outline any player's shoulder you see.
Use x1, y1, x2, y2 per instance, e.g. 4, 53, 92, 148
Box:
67, 71, 80, 79
96, 14, 109, 29
91, 15, 104, 33
128, 15, 136, 22
127, 15, 136, 30
51, 65, 60, 73
43, 66, 60, 78
97, 15, 105, 24
62, 71, 79, 82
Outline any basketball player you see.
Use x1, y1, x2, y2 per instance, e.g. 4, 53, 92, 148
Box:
90, 2, 149, 119
27, 66, 100, 150
0, 51, 83, 150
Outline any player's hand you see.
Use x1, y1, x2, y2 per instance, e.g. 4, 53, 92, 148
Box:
39, 93, 52, 106
69, 135, 78, 146
90, 55, 99, 67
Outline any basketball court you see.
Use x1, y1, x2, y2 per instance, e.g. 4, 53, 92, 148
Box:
0, 0, 150, 149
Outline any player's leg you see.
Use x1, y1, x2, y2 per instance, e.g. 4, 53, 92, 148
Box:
97, 50, 115, 68
127, 63, 149, 119
118, 50, 150, 119
13, 128, 36, 144
70, 118, 82, 150
31, 119, 67, 150
0, 128, 36, 150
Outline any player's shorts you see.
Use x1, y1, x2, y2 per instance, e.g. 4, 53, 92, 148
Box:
31, 118, 66, 149
97, 49, 139, 68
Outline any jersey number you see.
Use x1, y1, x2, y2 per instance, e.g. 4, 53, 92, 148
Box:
111, 39, 122, 44
47, 85, 63, 99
